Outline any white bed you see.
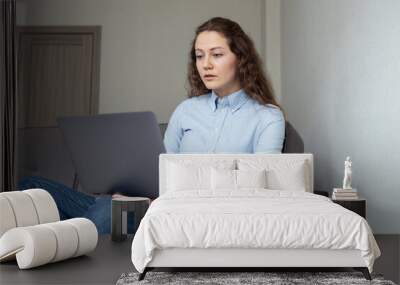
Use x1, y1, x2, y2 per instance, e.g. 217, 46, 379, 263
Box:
131, 154, 380, 280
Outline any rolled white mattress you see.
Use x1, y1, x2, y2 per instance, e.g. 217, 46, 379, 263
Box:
0, 218, 98, 269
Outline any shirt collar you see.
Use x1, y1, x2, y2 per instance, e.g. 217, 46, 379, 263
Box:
208, 89, 249, 113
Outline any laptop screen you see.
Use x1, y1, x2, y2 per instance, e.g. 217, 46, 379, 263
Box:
58, 112, 165, 198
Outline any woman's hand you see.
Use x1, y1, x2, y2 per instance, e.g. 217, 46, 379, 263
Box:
111, 193, 127, 199
111, 192, 154, 205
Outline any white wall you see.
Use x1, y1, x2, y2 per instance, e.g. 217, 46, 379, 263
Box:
281, 0, 400, 233
17, 0, 266, 123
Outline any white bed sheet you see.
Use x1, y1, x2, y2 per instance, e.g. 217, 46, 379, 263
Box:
131, 190, 380, 273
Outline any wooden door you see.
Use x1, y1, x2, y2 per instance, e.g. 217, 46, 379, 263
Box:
17, 26, 101, 127
16, 26, 101, 186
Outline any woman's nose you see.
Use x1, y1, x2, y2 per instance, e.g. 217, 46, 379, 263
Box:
203, 56, 213, 70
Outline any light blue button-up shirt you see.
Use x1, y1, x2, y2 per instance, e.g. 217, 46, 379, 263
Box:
163, 89, 285, 153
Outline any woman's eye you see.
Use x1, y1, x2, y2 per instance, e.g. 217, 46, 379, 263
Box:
195, 55, 203, 59
213, 54, 223, 58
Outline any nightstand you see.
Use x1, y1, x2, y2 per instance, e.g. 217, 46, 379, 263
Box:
332, 198, 366, 218
111, 197, 150, 242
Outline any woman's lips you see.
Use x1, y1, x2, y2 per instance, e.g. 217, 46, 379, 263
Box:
204, 75, 217, 81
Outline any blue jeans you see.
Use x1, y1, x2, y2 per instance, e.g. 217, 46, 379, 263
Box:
18, 176, 134, 234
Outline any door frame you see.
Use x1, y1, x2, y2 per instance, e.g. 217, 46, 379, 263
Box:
17, 26, 101, 115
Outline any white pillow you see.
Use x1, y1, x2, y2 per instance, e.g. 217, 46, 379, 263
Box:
267, 162, 306, 191
211, 168, 236, 190
237, 169, 267, 189
167, 160, 235, 191
211, 168, 267, 190
237, 159, 308, 192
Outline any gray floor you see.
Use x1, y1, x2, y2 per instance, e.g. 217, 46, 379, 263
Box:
0, 235, 134, 285
374, 235, 400, 284
0, 235, 399, 285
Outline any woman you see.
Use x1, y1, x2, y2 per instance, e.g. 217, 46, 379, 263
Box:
164, 17, 285, 154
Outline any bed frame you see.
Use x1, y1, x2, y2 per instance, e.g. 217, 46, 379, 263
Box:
139, 154, 371, 280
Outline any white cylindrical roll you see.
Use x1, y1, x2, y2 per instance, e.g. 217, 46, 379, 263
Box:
65, 218, 98, 257
42, 221, 79, 262
1, 192, 39, 227
0, 227, 24, 262
0, 195, 17, 237
24, 189, 60, 224
17, 226, 57, 269
0, 218, 98, 269
0, 226, 57, 269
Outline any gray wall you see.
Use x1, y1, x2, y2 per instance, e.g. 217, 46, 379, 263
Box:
17, 0, 266, 123
281, 0, 400, 234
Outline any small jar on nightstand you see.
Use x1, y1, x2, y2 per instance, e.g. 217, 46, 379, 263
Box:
332, 198, 366, 219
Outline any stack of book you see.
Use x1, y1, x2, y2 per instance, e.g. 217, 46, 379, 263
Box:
332, 188, 359, 200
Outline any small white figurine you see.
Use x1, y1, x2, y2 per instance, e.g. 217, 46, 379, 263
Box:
342, 156, 352, 190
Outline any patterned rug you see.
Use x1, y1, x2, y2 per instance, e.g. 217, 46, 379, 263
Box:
116, 271, 396, 285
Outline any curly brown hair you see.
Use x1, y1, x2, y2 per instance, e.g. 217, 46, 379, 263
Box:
187, 17, 281, 109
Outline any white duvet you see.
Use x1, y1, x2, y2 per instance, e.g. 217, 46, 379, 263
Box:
131, 190, 380, 273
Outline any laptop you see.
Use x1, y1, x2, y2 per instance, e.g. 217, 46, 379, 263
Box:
58, 111, 165, 198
